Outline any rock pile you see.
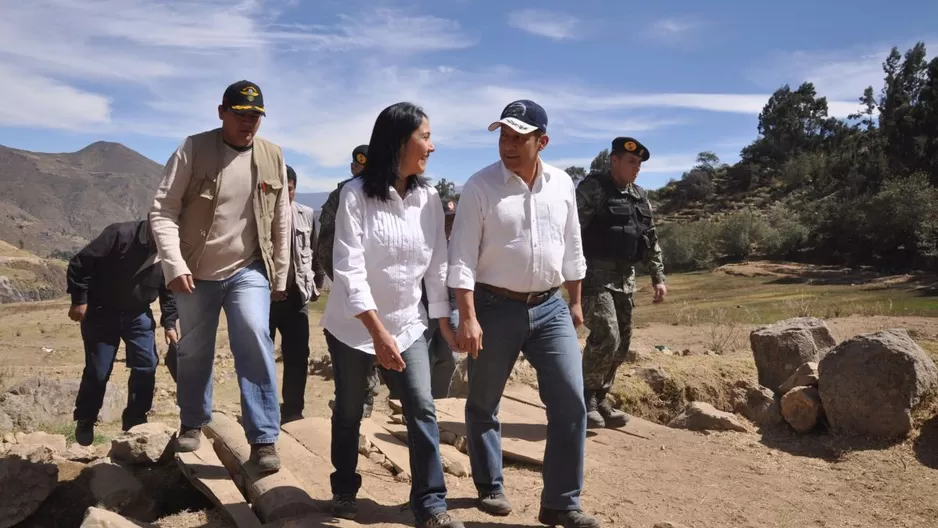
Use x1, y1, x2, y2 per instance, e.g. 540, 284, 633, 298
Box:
1, 421, 183, 527
750, 319, 938, 438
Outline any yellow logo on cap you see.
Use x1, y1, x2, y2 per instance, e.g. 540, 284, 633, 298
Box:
240, 86, 259, 101
355, 153, 367, 165
624, 141, 637, 151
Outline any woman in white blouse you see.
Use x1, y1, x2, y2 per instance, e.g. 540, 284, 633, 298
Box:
320, 102, 461, 528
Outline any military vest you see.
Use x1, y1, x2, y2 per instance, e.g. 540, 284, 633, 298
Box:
581, 173, 653, 263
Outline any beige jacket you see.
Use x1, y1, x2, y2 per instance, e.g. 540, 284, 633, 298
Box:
148, 128, 291, 291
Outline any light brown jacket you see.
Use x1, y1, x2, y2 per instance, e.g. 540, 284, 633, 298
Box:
148, 128, 291, 291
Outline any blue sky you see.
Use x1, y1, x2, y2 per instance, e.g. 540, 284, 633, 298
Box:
0, 0, 935, 193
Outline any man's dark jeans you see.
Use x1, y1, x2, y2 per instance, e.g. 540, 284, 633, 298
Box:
73, 307, 158, 431
466, 288, 587, 511
325, 330, 448, 522
269, 288, 310, 418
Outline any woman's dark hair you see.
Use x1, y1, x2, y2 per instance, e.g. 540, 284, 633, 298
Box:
359, 102, 429, 201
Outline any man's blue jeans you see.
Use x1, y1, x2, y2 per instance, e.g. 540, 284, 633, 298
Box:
174, 261, 280, 444
74, 307, 158, 431
325, 330, 448, 522
465, 288, 587, 511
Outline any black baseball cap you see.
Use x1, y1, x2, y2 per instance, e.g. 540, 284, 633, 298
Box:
611, 136, 650, 162
488, 99, 548, 134
352, 144, 368, 166
222, 80, 265, 115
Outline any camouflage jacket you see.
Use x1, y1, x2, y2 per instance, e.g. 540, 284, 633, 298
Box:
316, 177, 353, 281
575, 171, 666, 294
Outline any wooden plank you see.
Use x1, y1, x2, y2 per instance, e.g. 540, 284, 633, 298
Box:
359, 417, 411, 479
203, 412, 319, 523
433, 398, 544, 466
280, 417, 376, 501
376, 417, 472, 478
175, 440, 263, 528
503, 385, 546, 410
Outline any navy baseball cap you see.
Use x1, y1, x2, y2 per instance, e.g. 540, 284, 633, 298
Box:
222, 80, 265, 115
488, 99, 548, 135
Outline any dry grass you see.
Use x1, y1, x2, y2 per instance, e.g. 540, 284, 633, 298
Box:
154, 509, 233, 528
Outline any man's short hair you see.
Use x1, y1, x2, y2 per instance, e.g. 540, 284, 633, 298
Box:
286, 165, 297, 184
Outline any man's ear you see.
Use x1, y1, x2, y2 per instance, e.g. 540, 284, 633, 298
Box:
537, 134, 550, 151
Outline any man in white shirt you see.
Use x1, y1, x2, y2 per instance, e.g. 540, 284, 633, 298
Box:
447, 100, 600, 528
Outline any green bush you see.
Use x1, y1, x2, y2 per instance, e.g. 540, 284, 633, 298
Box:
759, 204, 811, 258
717, 209, 771, 260
658, 221, 719, 271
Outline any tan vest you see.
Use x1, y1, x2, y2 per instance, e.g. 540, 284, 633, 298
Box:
177, 128, 284, 283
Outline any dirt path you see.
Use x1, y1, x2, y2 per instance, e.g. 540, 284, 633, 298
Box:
2, 300, 938, 527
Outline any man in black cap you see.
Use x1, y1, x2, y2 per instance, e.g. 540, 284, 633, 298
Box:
575, 137, 667, 429
316, 144, 382, 416
448, 99, 600, 528
149, 79, 291, 472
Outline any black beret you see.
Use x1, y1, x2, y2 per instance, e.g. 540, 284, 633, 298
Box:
611, 137, 650, 162
352, 144, 368, 166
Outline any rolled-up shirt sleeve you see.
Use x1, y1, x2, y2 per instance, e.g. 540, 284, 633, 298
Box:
562, 178, 587, 281
333, 184, 377, 317
424, 190, 450, 319
446, 179, 483, 290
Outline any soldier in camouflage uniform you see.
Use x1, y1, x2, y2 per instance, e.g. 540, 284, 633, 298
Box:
317, 144, 382, 417
576, 136, 667, 429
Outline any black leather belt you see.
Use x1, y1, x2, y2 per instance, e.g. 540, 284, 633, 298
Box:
477, 283, 559, 306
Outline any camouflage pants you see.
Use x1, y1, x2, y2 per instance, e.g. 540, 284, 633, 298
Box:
582, 289, 634, 393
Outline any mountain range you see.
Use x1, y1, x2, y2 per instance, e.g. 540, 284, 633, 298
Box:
0, 141, 339, 257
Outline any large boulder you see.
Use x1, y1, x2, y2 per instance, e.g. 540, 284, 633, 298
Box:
0, 445, 59, 528
818, 329, 938, 438
750, 317, 836, 393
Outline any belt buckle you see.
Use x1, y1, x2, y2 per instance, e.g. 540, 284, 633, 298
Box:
526, 291, 544, 305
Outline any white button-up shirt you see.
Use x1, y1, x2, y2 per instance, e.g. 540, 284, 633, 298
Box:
447, 159, 587, 293
321, 177, 450, 355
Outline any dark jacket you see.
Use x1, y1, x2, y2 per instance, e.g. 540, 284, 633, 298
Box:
66, 220, 178, 329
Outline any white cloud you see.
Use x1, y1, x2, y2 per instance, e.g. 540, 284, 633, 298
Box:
0, 0, 867, 185
0, 64, 110, 130
507, 9, 581, 41
641, 17, 703, 44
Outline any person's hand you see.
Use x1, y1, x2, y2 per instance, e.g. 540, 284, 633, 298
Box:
168, 274, 195, 294
653, 283, 668, 304
271, 290, 287, 302
439, 319, 459, 351
68, 304, 87, 322
372, 329, 406, 372
165, 328, 179, 345
455, 317, 483, 359
569, 302, 584, 328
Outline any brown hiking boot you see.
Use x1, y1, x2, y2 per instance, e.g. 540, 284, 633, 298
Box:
176, 425, 202, 452
251, 443, 280, 473
585, 393, 605, 429
597, 399, 629, 428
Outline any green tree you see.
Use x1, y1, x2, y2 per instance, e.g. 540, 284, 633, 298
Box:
434, 178, 459, 203
590, 149, 611, 173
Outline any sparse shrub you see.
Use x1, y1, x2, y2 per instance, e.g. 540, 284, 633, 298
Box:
717, 209, 771, 260
760, 203, 811, 258
658, 220, 719, 271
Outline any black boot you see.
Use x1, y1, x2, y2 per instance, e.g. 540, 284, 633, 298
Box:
585, 392, 604, 429
596, 393, 629, 428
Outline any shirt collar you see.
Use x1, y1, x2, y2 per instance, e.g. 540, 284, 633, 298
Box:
500, 158, 548, 186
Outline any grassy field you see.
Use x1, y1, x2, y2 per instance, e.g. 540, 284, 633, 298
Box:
633, 266, 938, 326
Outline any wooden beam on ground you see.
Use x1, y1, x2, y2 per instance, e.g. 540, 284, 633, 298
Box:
202, 412, 319, 523
375, 416, 471, 478
358, 417, 411, 479
434, 398, 545, 466
175, 440, 263, 528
